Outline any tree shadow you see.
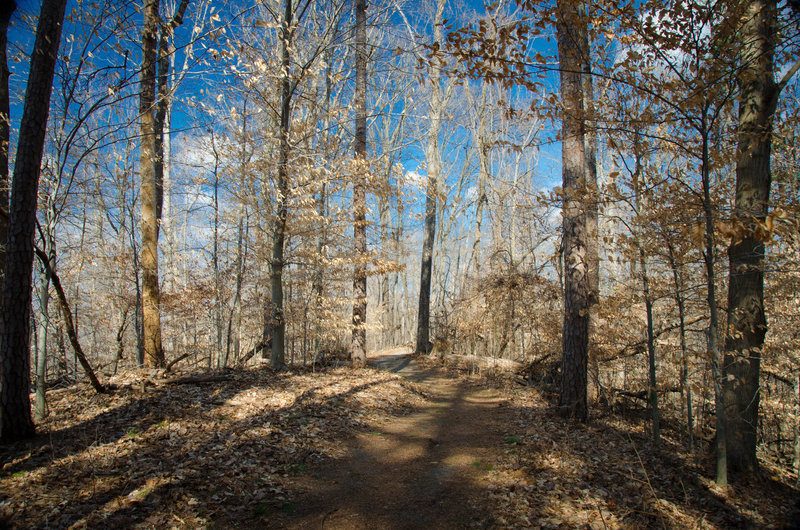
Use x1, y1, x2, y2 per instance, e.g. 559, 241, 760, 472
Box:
1, 363, 796, 528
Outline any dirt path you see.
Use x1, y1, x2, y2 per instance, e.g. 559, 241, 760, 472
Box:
282, 348, 515, 529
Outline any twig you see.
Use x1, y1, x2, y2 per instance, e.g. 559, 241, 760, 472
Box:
165, 353, 190, 374
628, 434, 668, 530
321, 507, 338, 529
596, 502, 609, 529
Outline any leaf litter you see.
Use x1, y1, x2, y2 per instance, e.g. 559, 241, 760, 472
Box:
0, 359, 798, 529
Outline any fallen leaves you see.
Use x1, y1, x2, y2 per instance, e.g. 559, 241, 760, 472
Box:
0, 366, 427, 528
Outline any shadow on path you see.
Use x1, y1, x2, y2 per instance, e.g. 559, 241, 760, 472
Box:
281, 350, 513, 529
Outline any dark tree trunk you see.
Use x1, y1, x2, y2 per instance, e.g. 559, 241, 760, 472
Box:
556, 0, 590, 422
416, 0, 446, 356
416, 181, 436, 355
724, 0, 777, 475
0, 0, 67, 443
270, 0, 293, 370
668, 241, 693, 452
140, 0, 164, 368
351, 0, 367, 367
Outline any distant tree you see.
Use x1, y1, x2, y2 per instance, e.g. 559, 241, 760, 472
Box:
0, 0, 68, 443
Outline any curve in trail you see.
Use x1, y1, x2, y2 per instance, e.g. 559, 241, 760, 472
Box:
282, 349, 515, 529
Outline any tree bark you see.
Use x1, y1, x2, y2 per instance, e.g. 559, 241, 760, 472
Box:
724, 0, 777, 475
0, 0, 67, 442
140, 0, 165, 368
556, 0, 590, 422
351, 0, 368, 367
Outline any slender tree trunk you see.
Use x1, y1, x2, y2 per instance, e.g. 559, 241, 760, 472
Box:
313, 52, 333, 361
156, 0, 189, 288
351, 0, 368, 367
140, 0, 165, 368
0, 2, 14, 295
231, 102, 249, 365
556, 0, 590, 422
471, 86, 490, 277
0, 0, 66, 443
668, 241, 693, 452
416, 0, 446, 355
211, 134, 223, 368
632, 138, 659, 445
34, 263, 51, 420
582, 39, 599, 305
271, 0, 293, 370
701, 124, 727, 485
724, 0, 777, 474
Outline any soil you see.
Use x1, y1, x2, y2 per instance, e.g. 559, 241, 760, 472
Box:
283, 348, 514, 529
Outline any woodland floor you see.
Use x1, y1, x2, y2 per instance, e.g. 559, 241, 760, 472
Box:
1, 349, 799, 529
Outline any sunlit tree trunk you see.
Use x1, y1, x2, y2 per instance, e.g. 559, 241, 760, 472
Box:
156, 0, 189, 288
140, 0, 165, 368
724, 0, 777, 474
34, 259, 51, 421
556, 0, 590, 421
351, 0, 367, 367
0, 0, 67, 443
471, 85, 490, 278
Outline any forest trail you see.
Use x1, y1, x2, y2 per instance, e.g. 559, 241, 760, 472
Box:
283, 348, 515, 528
3, 350, 797, 528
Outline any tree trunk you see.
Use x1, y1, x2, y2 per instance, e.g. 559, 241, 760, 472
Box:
471, 86, 490, 277
34, 262, 51, 421
416, 0, 446, 356
351, 0, 368, 367
632, 136, 659, 446
0, 0, 67, 443
723, 0, 777, 475
668, 241, 693, 452
270, 0, 293, 370
582, 37, 599, 305
700, 124, 727, 485
155, 0, 189, 289
140, 0, 165, 368
556, 0, 590, 422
